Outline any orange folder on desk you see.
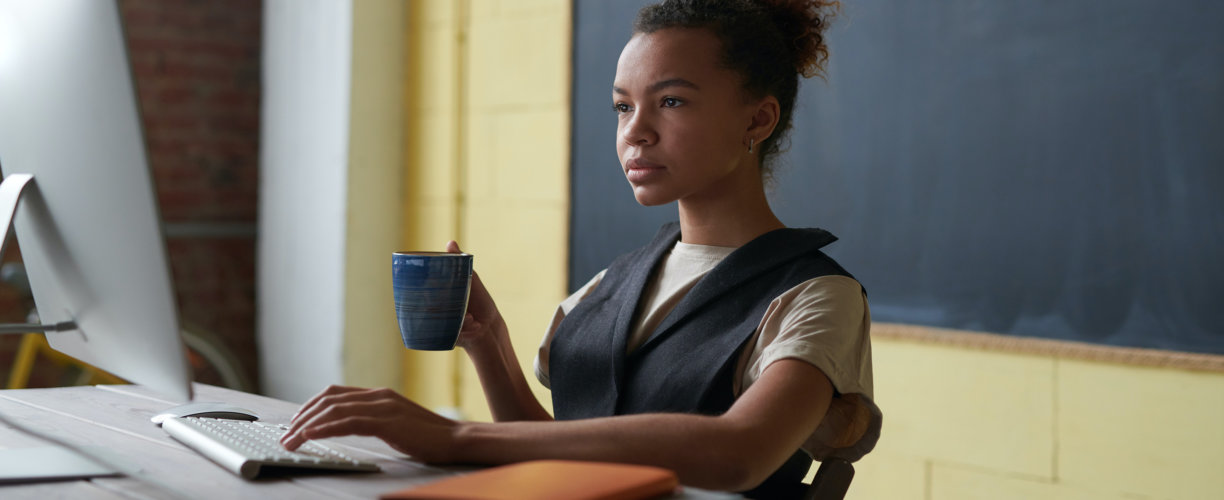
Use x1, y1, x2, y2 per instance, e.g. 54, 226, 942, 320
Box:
380, 460, 679, 500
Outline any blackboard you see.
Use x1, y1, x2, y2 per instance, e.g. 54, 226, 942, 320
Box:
569, 0, 1224, 355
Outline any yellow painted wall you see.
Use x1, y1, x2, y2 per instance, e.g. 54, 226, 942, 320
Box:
398, 2, 1224, 498
401, 0, 569, 420
344, 0, 406, 391
848, 333, 1224, 500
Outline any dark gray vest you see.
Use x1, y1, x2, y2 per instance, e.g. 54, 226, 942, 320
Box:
550, 222, 856, 498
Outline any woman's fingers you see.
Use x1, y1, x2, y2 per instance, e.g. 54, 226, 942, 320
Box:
283, 397, 396, 450
290, 385, 359, 421
444, 240, 489, 310
300, 415, 388, 442
279, 389, 460, 463
292, 413, 450, 462
445, 240, 489, 299
285, 386, 386, 446
290, 385, 361, 423
459, 312, 482, 331
444, 240, 501, 351
280, 387, 458, 462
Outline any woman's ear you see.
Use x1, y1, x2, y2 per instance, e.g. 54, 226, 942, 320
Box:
746, 95, 781, 145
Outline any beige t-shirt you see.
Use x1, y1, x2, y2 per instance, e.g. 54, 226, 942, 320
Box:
535, 241, 882, 462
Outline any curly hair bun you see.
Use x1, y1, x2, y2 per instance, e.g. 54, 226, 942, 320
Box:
761, 0, 839, 78
631, 0, 841, 171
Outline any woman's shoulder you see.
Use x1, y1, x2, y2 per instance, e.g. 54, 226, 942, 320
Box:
761, 274, 867, 339
782, 274, 864, 299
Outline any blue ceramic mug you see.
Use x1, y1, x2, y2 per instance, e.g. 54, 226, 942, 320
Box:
392, 251, 473, 350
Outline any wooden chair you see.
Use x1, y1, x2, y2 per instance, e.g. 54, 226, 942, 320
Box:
802, 458, 855, 500
800, 393, 870, 499
5, 333, 125, 389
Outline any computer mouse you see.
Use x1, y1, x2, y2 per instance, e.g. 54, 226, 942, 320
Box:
150, 401, 261, 426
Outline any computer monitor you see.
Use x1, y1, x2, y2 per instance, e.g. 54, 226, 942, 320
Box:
0, 0, 193, 402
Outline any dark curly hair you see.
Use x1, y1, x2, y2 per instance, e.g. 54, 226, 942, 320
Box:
634, 0, 839, 176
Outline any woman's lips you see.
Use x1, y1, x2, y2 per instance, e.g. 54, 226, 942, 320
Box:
625, 158, 665, 183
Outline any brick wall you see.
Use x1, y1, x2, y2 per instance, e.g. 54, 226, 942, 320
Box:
123, 0, 262, 391
0, 0, 262, 390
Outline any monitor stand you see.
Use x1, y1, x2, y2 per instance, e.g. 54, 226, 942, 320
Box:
0, 174, 77, 335
0, 446, 121, 484
0, 173, 116, 483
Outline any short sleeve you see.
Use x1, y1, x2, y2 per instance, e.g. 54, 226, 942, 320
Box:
533, 269, 606, 389
737, 275, 881, 462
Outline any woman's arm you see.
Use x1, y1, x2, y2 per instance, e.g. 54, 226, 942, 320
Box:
459, 313, 553, 422
281, 358, 832, 492
446, 241, 552, 422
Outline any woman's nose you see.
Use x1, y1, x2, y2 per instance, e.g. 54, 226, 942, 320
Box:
620, 111, 657, 147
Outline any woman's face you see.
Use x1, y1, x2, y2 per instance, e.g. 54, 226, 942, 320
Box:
613, 28, 761, 207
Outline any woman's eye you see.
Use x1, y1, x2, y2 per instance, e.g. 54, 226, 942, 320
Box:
662, 97, 682, 108
612, 103, 631, 114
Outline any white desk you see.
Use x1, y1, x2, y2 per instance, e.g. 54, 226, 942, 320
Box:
0, 383, 739, 499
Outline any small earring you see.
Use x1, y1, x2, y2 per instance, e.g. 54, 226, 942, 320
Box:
748, 138, 754, 153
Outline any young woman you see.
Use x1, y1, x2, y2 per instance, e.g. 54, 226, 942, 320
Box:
282, 1, 880, 497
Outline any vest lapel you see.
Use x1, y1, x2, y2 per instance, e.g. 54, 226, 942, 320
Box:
608, 222, 682, 398
634, 228, 837, 354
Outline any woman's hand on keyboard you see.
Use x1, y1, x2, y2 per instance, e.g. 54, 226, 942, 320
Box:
280, 385, 461, 464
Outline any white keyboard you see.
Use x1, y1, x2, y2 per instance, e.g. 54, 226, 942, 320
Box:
161, 417, 380, 479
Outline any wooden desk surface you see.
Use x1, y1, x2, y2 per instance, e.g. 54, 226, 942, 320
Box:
0, 384, 738, 499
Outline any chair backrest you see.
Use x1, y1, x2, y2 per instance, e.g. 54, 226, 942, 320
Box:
802, 458, 855, 500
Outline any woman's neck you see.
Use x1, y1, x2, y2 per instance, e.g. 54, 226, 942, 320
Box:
676, 171, 784, 247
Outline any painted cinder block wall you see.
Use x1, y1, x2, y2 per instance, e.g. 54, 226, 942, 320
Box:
400, 0, 569, 419
396, 2, 1224, 499
852, 328, 1223, 500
